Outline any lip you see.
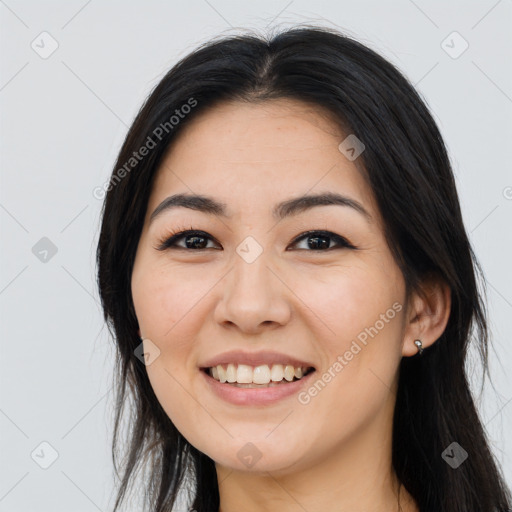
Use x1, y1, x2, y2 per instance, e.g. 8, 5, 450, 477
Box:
200, 367, 317, 406
199, 350, 316, 370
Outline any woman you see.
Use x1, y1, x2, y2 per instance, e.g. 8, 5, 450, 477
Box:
96, 25, 512, 511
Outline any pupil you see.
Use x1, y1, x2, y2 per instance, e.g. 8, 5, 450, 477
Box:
186, 235, 207, 249
308, 235, 329, 250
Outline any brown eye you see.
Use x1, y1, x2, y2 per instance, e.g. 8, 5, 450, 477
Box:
156, 230, 220, 251
289, 230, 356, 251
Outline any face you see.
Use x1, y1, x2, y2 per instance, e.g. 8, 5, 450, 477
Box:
131, 98, 408, 475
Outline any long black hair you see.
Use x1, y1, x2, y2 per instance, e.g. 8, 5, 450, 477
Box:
96, 25, 512, 511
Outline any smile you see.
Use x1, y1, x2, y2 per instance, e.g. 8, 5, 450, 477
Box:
200, 364, 317, 406
203, 363, 315, 386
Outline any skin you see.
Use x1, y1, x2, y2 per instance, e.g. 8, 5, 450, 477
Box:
131, 98, 451, 512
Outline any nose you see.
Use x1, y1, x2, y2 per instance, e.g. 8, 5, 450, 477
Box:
214, 251, 292, 334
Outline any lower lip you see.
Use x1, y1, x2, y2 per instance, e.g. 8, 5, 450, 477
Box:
200, 369, 316, 406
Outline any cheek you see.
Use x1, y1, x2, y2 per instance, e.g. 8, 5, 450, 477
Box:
297, 261, 403, 349
295, 263, 405, 408
145, 359, 217, 457
132, 260, 209, 339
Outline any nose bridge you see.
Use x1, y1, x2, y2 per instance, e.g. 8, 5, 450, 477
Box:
230, 243, 275, 304
216, 241, 291, 331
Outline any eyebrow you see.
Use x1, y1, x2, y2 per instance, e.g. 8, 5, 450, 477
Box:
149, 192, 372, 225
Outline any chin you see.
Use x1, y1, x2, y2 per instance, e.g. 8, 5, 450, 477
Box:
203, 439, 310, 475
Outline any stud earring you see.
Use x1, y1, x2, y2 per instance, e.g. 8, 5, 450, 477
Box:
414, 339, 424, 355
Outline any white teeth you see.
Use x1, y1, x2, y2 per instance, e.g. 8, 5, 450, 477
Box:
284, 365, 295, 382
270, 364, 284, 382
236, 364, 253, 384
217, 365, 227, 383
253, 365, 271, 384
226, 363, 237, 383
207, 363, 312, 385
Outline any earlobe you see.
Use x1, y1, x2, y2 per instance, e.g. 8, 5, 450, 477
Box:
402, 274, 451, 357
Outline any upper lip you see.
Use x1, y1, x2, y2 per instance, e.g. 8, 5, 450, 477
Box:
199, 350, 316, 370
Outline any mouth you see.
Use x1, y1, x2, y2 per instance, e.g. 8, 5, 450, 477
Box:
200, 363, 316, 388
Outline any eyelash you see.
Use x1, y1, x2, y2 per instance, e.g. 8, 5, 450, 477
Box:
154, 225, 357, 252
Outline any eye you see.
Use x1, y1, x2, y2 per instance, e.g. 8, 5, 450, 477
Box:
155, 229, 220, 251
288, 230, 357, 251
155, 228, 356, 252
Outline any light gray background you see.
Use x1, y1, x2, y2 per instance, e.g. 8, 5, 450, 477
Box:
1, 1, 511, 511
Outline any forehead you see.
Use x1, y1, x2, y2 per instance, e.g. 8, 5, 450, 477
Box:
147, 99, 380, 225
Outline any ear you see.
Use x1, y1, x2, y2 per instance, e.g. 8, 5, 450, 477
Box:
402, 272, 451, 357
